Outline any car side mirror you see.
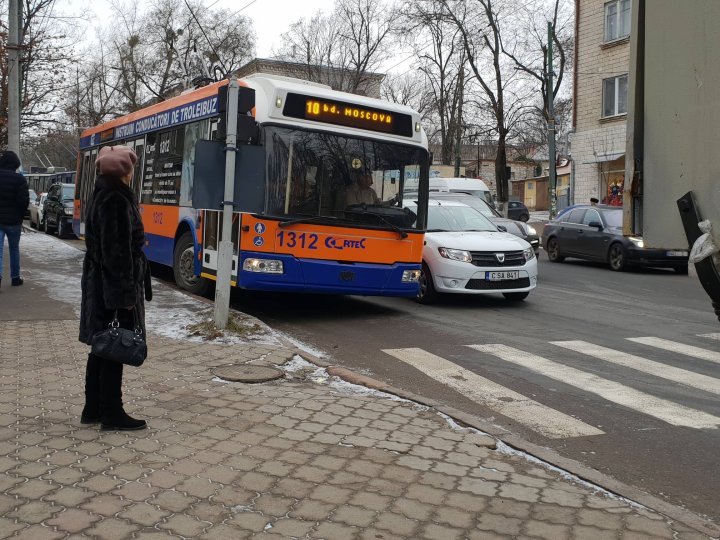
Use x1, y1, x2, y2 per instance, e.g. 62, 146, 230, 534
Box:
497, 225, 507, 232
588, 221, 603, 230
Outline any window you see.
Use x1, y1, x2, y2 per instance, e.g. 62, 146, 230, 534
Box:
566, 209, 586, 224
582, 209, 601, 226
603, 75, 628, 117
605, 0, 631, 42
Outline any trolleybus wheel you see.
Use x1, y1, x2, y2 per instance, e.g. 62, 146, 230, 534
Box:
416, 263, 438, 304
173, 231, 209, 295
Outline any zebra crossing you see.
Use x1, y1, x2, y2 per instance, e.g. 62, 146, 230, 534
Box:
382, 334, 720, 439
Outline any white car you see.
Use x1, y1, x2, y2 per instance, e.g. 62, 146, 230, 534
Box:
407, 200, 538, 303
28, 192, 47, 229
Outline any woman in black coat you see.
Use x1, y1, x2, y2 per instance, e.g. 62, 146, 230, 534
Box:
79, 145, 151, 430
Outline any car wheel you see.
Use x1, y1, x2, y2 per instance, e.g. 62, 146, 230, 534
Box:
173, 231, 209, 295
503, 291, 529, 301
416, 263, 438, 304
519, 213, 529, 222
546, 237, 565, 262
608, 243, 626, 271
674, 265, 689, 275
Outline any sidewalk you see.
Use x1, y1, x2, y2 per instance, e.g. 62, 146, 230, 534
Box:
0, 230, 716, 539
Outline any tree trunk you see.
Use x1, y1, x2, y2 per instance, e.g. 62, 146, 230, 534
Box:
495, 132, 508, 204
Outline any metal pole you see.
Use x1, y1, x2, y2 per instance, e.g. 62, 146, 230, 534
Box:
547, 21, 557, 218
213, 78, 239, 329
454, 64, 464, 177
7, 0, 22, 156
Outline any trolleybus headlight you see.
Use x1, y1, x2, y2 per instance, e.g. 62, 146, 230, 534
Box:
402, 269, 422, 282
243, 258, 284, 274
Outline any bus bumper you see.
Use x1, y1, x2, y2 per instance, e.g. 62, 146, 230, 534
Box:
237, 252, 421, 297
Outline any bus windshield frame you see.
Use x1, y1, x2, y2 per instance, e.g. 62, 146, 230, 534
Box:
263, 125, 429, 232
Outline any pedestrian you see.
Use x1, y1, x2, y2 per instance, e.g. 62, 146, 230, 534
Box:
0, 149, 28, 289
78, 145, 152, 430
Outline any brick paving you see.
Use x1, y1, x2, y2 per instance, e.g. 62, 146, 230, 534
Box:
0, 233, 715, 539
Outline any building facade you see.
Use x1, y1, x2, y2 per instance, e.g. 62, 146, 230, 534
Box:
571, 0, 631, 206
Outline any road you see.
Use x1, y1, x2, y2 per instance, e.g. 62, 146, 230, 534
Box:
49, 230, 720, 523
232, 254, 720, 523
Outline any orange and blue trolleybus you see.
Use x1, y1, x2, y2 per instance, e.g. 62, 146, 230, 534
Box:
75, 75, 429, 297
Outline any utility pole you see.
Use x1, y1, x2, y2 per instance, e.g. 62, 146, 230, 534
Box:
547, 21, 557, 218
213, 78, 239, 329
454, 64, 465, 177
7, 0, 22, 156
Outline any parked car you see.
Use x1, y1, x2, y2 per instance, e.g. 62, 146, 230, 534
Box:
28, 192, 47, 229
43, 183, 76, 238
541, 204, 689, 272
507, 201, 530, 222
404, 199, 538, 303
26, 189, 37, 218
419, 192, 540, 256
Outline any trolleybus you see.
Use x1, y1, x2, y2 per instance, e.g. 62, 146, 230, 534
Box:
75, 75, 429, 296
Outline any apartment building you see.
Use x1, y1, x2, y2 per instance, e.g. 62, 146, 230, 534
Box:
571, 0, 631, 206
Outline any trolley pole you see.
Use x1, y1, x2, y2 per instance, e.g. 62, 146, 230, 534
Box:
213, 78, 239, 329
7, 0, 22, 156
547, 21, 557, 219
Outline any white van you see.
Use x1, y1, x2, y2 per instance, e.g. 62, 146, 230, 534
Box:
428, 177, 494, 206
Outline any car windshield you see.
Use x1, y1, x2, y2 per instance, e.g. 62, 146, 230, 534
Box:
62, 186, 74, 201
601, 208, 623, 227
264, 126, 428, 231
408, 203, 497, 232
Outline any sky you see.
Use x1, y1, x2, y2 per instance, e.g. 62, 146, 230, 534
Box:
79, 0, 341, 58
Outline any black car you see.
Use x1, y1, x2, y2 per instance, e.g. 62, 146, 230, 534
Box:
541, 204, 689, 272
43, 183, 76, 238
422, 192, 540, 255
508, 201, 530, 222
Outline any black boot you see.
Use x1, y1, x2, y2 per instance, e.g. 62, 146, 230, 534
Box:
11, 277, 23, 286
81, 354, 101, 424
99, 360, 146, 431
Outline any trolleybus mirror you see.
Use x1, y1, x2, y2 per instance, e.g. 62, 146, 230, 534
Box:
218, 85, 259, 143
192, 140, 265, 213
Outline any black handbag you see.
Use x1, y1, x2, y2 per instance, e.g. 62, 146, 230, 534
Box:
91, 310, 147, 367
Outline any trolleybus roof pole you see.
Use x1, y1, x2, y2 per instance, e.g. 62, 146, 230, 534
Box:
214, 78, 239, 329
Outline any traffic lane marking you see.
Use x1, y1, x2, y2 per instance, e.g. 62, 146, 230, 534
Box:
628, 337, 720, 364
470, 344, 720, 430
382, 347, 604, 440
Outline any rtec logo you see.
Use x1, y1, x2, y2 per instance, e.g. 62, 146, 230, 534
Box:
325, 237, 366, 250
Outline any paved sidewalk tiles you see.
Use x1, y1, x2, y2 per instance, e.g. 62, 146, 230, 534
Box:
0, 316, 713, 539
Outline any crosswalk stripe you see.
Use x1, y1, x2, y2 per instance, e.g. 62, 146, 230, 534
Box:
627, 337, 720, 364
698, 333, 720, 341
382, 347, 604, 439
551, 341, 720, 396
468, 344, 720, 430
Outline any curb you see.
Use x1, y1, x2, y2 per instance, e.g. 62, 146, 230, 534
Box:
291, 349, 720, 538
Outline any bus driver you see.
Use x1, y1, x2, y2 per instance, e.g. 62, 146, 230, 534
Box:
345, 169, 397, 207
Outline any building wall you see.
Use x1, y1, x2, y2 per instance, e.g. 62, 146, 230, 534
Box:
571, 0, 631, 204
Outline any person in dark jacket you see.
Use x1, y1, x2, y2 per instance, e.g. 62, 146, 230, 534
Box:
79, 145, 151, 430
0, 150, 29, 288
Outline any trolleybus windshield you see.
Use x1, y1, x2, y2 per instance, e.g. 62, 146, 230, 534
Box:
264, 126, 427, 231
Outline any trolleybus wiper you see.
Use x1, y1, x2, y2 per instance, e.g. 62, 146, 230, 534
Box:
344, 209, 408, 239
278, 214, 340, 228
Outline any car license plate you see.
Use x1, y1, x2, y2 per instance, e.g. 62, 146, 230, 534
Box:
666, 250, 688, 257
486, 271, 519, 281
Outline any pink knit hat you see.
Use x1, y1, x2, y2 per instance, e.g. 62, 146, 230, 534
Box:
96, 146, 138, 177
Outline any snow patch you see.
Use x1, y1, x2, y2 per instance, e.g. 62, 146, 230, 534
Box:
282, 355, 316, 373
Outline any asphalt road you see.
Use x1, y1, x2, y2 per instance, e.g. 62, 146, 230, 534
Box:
232, 254, 720, 523
34, 229, 720, 523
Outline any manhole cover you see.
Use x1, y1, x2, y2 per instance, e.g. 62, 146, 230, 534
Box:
214, 365, 284, 383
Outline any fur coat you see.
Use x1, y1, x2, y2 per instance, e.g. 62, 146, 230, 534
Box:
79, 175, 151, 345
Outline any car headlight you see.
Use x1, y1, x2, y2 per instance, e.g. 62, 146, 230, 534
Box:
523, 247, 535, 261
527, 225, 537, 235
64, 208, 74, 215
438, 247, 472, 263
629, 236, 644, 248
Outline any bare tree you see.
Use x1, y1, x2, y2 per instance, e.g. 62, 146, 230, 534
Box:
276, 0, 396, 95
380, 71, 432, 116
